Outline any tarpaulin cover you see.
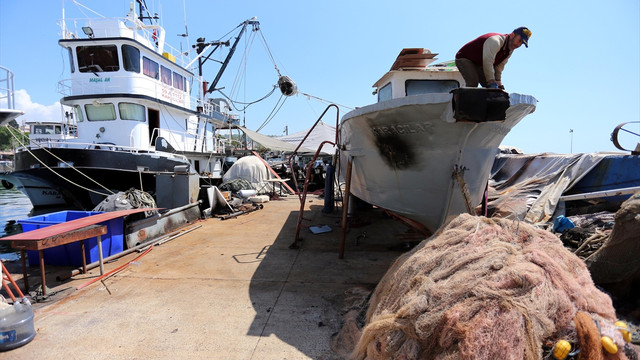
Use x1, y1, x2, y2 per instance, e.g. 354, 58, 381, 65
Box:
237, 126, 315, 153
487, 152, 613, 223
276, 121, 337, 155
221, 155, 272, 194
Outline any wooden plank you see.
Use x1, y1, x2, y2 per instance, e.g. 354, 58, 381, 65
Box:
10, 225, 107, 251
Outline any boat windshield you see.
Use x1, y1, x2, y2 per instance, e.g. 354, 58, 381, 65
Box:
32, 124, 62, 135
406, 80, 459, 96
77, 45, 119, 73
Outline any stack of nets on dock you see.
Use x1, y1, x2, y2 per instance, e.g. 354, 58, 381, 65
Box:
559, 211, 615, 259
338, 213, 637, 359
584, 193, 640, 286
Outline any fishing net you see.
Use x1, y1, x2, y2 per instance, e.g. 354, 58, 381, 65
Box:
585, 193, 640, 285
93, 188, 158, 217
346, 213, 633, 359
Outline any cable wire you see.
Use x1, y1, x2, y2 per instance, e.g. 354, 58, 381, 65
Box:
5, 125, 115, 196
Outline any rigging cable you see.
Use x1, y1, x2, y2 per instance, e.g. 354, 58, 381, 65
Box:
256, 94, 288, 133
255, 94, 284, 132
5, 125, 115, 196
258, 28, 282, 76
216, 86, 277, 112
298, 91, 354, 111
226, 27, 259, 106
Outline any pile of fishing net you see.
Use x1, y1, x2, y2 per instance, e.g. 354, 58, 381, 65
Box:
93, 188, 157, 217
337, 213, 637, 359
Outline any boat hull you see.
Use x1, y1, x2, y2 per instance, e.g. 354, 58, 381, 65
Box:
339, 92, 536, 233
6, 147, 191, 210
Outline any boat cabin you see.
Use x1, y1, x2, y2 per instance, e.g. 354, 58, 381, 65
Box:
28, 121, 78, 143
58, 16, 193, 112
54, 12, 232, 154
373, 48, 464, 103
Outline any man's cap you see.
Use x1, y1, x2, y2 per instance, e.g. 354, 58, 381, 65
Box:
513, 26, 532, 47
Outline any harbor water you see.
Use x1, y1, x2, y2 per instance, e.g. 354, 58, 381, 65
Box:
0, 188, 33, 260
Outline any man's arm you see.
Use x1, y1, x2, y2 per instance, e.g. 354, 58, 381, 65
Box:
482, 35, 506, 85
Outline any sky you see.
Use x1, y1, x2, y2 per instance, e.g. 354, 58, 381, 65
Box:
1, 0, 639, 154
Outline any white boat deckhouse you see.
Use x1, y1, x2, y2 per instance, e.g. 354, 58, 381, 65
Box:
1, 1, 292, 211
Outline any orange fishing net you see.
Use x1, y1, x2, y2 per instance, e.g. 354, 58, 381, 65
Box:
349, 213, 632, 359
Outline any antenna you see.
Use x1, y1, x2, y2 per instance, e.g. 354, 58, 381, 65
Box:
178, 0, 189, 38
569, 129, 574, 153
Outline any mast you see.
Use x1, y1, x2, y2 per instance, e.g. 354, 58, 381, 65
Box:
207, 19, 259, 94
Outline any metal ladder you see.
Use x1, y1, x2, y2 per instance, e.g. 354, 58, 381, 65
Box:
289, 104, 340, 249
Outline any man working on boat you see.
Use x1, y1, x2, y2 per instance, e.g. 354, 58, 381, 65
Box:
455, 27, 531, 90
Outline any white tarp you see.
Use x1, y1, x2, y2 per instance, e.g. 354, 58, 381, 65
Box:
276, 121, 337, 155
237, 126, 315, 153
222, 155, 272, 193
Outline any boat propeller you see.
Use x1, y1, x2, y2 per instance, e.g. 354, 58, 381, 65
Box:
278, 75, 297, 97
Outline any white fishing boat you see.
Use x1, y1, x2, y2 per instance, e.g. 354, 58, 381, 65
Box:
0, 118, 79, 206
338, 48, 537, 234
2, 1, 293, 211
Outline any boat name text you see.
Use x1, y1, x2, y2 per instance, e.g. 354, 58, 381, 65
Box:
90, 77, 111, 83
372, 122, 434, 137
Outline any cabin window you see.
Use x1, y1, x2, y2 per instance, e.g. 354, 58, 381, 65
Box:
85, 103, 116, 121
76, 45, 119, 73
143, 57, 159, 79
161, 66, 172, 86
122, 45, 140, 73
67, 48, 76, 73
33, 125, 54, 135
173, 72, 185, 91
73, 105, 85, 122
378, 83, 392, 102
405, 80, 459, 96
118, 103, 145, 122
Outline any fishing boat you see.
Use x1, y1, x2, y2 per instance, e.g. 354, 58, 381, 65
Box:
0, 117, 80, 205
1, 1, 290, 212
338, 48, 538, 234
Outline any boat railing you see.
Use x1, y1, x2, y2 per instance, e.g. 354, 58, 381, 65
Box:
57, 75, 191, 107
60, 14, 189, 67
148, 127, 228, 154
57, 76, 236, 124
17, 140, 188, 162
0, 66, 16, 110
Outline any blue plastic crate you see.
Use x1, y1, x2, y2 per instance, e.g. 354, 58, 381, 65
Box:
18, 211, 124, 267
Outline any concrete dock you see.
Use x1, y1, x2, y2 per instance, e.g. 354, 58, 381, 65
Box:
3, 196, 410, 359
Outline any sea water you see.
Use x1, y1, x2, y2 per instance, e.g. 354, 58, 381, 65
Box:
0, 188, 33, 260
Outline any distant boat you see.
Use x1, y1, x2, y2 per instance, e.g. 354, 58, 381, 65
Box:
1, 1, 289, 212
0, 65, 23, 126
338, 48, 537, 234
0, 151, 13, 174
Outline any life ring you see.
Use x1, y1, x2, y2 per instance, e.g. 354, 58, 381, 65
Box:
1, 179, 14, 189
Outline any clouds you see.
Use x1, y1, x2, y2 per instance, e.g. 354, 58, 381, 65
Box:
13, 89, 65, 126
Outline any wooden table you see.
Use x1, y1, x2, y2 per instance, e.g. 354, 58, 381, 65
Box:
9, 225, 107, 296
265, 178, 291, 196
0, 208, 157, 296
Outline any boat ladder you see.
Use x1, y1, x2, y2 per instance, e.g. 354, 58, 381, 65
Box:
289, 105, 340, 249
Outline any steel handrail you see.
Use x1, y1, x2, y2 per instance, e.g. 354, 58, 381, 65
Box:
289, 104, 340, 248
